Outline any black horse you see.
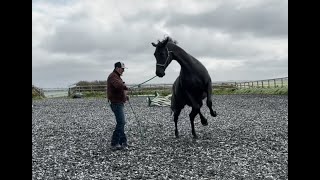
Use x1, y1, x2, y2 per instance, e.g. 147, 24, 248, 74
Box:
151, 36, 217, 139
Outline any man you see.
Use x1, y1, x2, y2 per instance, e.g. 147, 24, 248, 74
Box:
107, 61, 130, 150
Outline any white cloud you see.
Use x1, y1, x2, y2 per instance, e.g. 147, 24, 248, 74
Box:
32, 0, 288, 88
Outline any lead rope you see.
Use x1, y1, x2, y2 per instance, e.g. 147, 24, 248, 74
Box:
127, 75, 157, 140
127, 100, 144, 139
129, 75, 157, 89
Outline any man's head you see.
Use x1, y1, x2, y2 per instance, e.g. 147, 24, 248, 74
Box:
114, 61, 126, 75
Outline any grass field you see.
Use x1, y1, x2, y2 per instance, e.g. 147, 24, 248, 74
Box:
32, 85, 288, 99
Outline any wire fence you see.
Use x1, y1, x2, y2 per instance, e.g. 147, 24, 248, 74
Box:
213, 77, 288, 89
226, 77, 288, 89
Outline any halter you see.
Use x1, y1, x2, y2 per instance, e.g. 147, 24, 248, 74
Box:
156, 47, 173, 67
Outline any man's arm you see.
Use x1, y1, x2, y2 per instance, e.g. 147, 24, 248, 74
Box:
123, 82, 128, 90
110, 76, 127, 90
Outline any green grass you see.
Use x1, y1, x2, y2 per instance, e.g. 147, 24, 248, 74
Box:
67, 90, 172, 99
78, 87, 288, 98
32, 96, 45, 100
34, 87, 287, 100
128, 89, 172, 96
32, 91, 45, 99
214, 87, 288, 95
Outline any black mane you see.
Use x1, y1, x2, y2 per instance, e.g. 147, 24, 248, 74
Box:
157, 36, 177, 46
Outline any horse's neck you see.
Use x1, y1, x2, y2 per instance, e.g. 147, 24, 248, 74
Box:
173, 47, 199, 75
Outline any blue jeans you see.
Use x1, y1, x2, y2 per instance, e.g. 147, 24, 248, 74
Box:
110, 103, 127, 146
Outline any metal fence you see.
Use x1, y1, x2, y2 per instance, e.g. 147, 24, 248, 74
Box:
67, 77, 288, 95
232, 77, 288, 89
42, 88, 69, 98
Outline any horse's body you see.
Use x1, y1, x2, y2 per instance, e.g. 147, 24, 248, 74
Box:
152, 36, 217, 139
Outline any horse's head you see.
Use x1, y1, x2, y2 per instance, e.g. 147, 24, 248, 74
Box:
151, 37, 174, 77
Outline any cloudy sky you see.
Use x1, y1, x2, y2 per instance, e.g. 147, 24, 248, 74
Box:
32, 0, 288, 88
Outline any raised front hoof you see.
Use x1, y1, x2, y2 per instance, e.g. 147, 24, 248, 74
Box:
211, 111, 217, 117
201, 121, 208, 126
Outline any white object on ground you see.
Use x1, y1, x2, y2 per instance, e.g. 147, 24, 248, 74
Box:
147, 92, 172, 107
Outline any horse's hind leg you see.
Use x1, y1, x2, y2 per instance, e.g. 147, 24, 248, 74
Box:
199, 110, 208, 126
173, 109, 182, 138
207, 83, 217, 117
198, 101, 208, 126
207, 98, 217, 117
189, 108, 200, 139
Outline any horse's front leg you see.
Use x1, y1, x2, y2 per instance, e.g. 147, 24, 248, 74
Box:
185, 92, 202, 138
189, 108, 200, 139
173, 109, 182, 138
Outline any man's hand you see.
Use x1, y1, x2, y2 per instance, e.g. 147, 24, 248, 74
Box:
126, 95, 129, 101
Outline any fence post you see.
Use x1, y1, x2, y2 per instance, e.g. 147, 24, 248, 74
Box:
274, 79, 276, 87
281, 78, 284, 87
268, 80, 270, 88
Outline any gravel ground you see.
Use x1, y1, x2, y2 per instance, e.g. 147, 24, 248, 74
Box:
32, 95, 288, 180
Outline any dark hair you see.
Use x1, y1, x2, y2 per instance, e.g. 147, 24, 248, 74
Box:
160, 36, 177, 45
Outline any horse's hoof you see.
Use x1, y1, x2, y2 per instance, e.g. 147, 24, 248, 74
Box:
201, 121, 208, 126
175, 133, 179, 138
211, 111, 217, 117
193, 135, 198, 139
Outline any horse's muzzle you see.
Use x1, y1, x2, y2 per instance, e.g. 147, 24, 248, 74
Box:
156, 71, 165, 77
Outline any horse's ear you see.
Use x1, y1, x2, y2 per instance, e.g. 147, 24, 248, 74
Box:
163, 37, 170, 46
151, 42, 157, 47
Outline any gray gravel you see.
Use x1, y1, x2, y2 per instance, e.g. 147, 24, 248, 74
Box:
32, 95, 288, 180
